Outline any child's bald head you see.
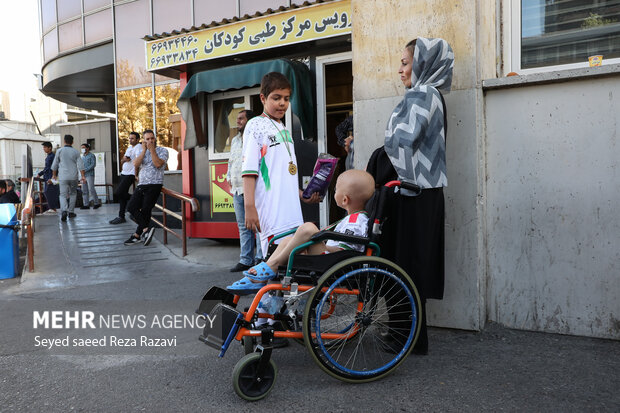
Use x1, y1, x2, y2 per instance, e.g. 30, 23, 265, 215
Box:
335, 170, 375, 209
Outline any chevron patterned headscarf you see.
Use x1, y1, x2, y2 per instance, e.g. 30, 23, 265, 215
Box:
384, 37, 454, 191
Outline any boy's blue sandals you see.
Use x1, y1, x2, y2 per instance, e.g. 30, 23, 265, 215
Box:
226, 262, 277, 295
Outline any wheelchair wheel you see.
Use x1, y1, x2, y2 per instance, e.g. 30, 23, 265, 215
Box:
232, 353, 278, 401
303, 256, 421, 383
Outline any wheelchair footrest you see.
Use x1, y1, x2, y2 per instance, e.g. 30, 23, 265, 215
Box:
195, 286, 236, 315
199, 303, 243, 357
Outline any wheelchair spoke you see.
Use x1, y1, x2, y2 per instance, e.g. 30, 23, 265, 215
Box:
304, 257, 420, 382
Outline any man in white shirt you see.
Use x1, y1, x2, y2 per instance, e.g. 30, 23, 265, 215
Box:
110, 132, 142, 224
123, 130, 168, 246
228, 110, 263, 272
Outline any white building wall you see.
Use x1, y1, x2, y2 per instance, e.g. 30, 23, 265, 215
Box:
352, 0, 496, 331
351, 0, 619, 339
484, 75, 620, 339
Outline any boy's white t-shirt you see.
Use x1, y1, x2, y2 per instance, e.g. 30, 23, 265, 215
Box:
325, 212, 369, 252
241, 115, 303, 253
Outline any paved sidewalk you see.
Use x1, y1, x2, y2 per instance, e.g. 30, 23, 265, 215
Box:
0, 204, 617, 412
10, 204, 237, 293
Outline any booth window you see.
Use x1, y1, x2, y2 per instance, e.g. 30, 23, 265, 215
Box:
155, 82, 182, 170
207, 88, 260, 160
512, 0, 620, 72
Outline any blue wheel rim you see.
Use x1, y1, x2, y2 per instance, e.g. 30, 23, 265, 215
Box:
314, 267, 417, 377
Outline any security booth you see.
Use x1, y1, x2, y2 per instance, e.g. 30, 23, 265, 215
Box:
144, 0, 354, 239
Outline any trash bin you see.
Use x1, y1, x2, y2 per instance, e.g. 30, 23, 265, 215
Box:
0, 203, 19, 279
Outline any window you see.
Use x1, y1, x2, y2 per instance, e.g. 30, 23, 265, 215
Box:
240, 0, 287, 16
84, 0, 110, 13
41, 0, 57, 32
87, 138, 96, 150
207, 89, 259, 159
153, 0, 191, 35
58, 19, 83, 52
116, 86, 154, 161
194, 0, 236, 25
114, 0, 151, 87
511, 0, 620, 73
84, 8, 113, 44
43, 28, 59, 62
155, 82, 181, 170
57, 0, 81, 22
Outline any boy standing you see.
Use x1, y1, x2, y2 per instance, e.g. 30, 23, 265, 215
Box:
241, 72, 305, 257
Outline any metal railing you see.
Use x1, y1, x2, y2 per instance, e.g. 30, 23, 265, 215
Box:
20, 177, 47, 214
150, 187, 199, 257
90, 183, 114, 203
23, 179, 114, 210
19, 177, 36, 272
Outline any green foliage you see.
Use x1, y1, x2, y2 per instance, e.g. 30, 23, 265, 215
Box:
581, 13, 617, 29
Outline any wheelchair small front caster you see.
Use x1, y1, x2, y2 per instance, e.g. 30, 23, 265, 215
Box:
232, 353, 278, 401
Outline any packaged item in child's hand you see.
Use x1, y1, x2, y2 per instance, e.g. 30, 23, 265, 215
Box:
302, 153, 338, 199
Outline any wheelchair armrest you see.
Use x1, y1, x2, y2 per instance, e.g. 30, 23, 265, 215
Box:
309, 230, 370, 246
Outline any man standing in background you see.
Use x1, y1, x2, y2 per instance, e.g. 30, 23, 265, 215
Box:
124, 130, 168, 246
52, 134, 86, 221
227, 109, 262, 272
38, 141, 60, 212
110, 132, 141, 224
80, 143, 101, 209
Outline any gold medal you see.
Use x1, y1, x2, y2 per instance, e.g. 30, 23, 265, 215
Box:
288, 162, 297, 175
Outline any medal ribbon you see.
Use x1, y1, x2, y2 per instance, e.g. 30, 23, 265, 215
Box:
259, 144, 271, 190
262, 112, 294, 160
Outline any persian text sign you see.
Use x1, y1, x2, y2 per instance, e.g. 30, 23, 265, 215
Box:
145, 0, 351, 71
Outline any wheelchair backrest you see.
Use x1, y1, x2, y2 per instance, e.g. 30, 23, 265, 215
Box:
365, 185, 392, 247
365, 180, 421, 249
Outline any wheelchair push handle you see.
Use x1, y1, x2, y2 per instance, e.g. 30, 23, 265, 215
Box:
384, 180, 421, 194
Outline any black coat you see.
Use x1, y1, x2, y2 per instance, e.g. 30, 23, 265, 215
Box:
0, 191, 19, 204
366, 147, 445, 300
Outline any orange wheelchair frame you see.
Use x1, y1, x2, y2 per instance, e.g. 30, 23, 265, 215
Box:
196, 181, 423, 401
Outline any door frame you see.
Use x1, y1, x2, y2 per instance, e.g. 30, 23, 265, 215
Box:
315, 51, 352, 227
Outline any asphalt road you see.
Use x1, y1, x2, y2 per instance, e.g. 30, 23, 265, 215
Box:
0, 210, 618, 412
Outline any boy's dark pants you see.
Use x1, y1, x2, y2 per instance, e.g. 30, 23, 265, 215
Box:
127, 184, 162, 235
114, 174, 135, 218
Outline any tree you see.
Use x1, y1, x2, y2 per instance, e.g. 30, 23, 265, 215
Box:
115, 60, 181, 158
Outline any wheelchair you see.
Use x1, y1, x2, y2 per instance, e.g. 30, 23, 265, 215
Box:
196, 180, 423, 401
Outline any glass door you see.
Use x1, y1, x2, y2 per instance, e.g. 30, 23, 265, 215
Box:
315, 52, 353, 227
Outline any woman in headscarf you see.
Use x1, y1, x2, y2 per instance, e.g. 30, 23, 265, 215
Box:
367, 37, 454, 355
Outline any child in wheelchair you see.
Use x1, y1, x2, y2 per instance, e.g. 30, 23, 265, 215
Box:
197, 175, 423, 401
227, 169, 375, 294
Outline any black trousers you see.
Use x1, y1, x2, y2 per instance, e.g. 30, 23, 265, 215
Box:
114, 174, 135, 217
127, 184, 161, 235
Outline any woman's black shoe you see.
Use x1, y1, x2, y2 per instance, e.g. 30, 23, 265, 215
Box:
230, 262, 252, 272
